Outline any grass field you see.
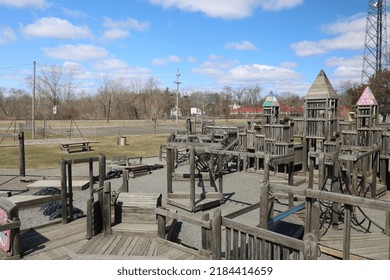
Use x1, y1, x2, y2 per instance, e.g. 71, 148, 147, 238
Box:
0, 134, 168, 170
0, 118, 248, 170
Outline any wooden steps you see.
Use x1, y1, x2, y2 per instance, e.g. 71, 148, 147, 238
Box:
113, 192, 162, 236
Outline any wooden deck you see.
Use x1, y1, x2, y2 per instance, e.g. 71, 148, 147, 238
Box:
319, 230, 390, 260
6, 217, 207, 260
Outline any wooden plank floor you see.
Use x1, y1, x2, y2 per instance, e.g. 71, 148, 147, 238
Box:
12, 217, 207, 260
75, 234, 208, 260
319, 230, 390, 260
20, 217, 88, 260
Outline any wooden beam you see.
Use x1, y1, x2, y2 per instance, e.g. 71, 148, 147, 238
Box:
305, 189, 390, 212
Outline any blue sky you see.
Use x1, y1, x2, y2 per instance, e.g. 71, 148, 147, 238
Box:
0, 0, 380, 96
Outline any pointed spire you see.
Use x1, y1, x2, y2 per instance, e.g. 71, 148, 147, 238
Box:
262, 91, 280, 107
304, 69, 338, 100
356, 86, 378, 106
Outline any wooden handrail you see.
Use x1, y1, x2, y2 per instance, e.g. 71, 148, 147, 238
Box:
155, 208, 211, 229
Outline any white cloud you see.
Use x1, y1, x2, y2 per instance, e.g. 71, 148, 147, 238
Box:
224, 40, 258, 51
223, 64, 302, 85
21, 17, 93, 39
291, 15, 366, 57
0, 26, 16, 44
325, 55, 363, 83
279, 61, 298, 69
325, 55, 362, 68
193, 55, 239, 78
259, 0, 304, 11
0, 0, 47, 8
148, 0, 303, 20
102, 29, 130, 40
62, 7, 90, 19
102, 17, 151, 32
192, 55, 301, 88
101, 17, 150, 40
94, 59, 151, 80
42, 44, 108, 61
152, 55, 196, 65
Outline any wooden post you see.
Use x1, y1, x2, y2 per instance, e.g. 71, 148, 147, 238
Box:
201, 213, 210, 252
288, 160, 294, 208
87, 157, 94, 239
308, 152, 314, 190
332, 147, 340, 230
211, 208, 222, 260
263, 153, 270, 182
88, 158, 94, 198
167, 147, 173, 194
18, 131, 25, 177
302, 135, 308, 175
304, 197, 313, 236
318, 153, 325, 190
60, 159, 68, 224
67, 162, 73, 221
121, 170, 129, 192
259, 181, 269, 229
190, 146, 196, 211
371, 151, 378, 198
386, 211, 390, 259
98, 154, 106, 188
11, 216, 20, 258
157, 212, 166, 239
303, 233, 318, 260
343, 204, 352, 260
98, 154, 106, 212
243, 156, 247, 172
218, 154, 223, 194
103, 181, 111, 235
86, 197, 93, 239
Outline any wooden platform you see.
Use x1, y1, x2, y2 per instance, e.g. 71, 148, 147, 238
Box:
167, 192, 224, 212
76, 234, 208, 260
27, 180, 90, 191
7, 194, 61, 210
6, 217, 207, 260
319, 230, 390, 260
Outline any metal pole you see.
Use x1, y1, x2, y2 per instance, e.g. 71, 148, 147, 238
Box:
32, 61, 36, 140
174, 69, 181, 126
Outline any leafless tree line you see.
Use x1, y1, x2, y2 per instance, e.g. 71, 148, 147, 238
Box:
0, 64, 314, 122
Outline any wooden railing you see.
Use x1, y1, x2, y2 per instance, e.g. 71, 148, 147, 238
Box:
155, 204, 317, 260
222, 217, 315, 260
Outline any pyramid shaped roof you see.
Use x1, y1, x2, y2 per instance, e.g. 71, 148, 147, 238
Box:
304, 70, 338, 100
262, 92, 280, 107
356, 86, 378, 106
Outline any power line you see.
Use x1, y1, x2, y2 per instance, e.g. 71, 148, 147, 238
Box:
0, 63, 32, 70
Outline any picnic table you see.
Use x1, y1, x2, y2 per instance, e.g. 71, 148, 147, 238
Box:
60, 141, 97, 153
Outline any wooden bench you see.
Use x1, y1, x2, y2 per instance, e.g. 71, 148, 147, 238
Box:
60, 141, 97, 153
112, 193, 162, 236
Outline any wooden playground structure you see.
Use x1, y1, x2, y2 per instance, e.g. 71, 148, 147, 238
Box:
1, 70, 390, 260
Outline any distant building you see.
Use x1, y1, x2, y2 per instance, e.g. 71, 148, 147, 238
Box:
190, 107, 203, 115
170, 107, 182, 118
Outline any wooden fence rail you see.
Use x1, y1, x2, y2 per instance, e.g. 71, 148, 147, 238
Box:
222, 217, 316, 260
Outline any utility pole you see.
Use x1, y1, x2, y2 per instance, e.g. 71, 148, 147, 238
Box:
32, 61, 36, 140
362, 0, 389, 83
174, 69, 182, 125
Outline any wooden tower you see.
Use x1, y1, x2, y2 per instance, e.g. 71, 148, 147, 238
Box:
304, 70, 339, 152
262, 91, 280, 125
355, 86, 380, 146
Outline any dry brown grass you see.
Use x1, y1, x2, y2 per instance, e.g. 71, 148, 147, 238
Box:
0, 134, 168, 170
